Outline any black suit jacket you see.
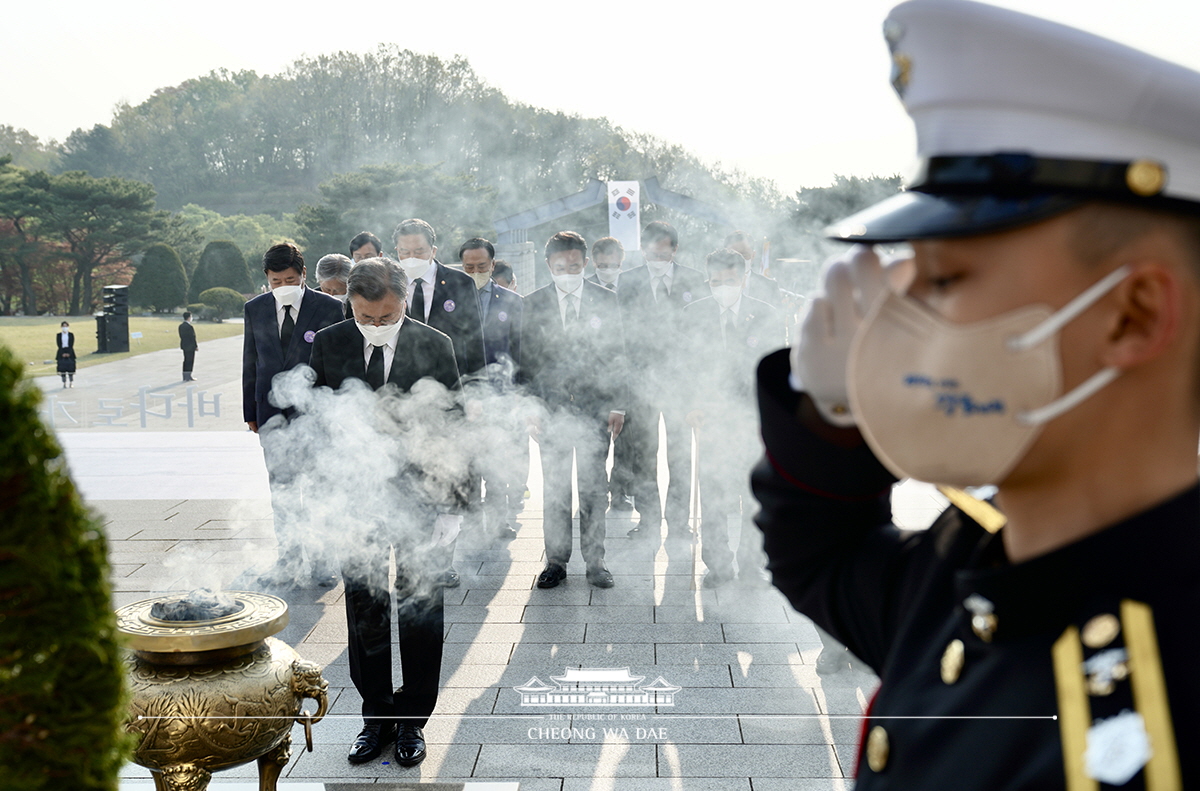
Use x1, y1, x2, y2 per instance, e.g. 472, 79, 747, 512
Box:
682, 295, 783, 413
309, 317, 460, 394
407, 261, 486, 380
614, 263, 708, 402
242, 288, 346, 424
478, 282, 523, 386
309, 317, 463, 512
517, 281, 627, 418
178, 321, 197, 351
746, 272, 783, 308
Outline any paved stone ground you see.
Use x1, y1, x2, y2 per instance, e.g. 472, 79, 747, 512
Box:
51, 334, 948, 789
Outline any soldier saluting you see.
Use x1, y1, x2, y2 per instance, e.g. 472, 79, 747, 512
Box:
754, 0, 1198, 787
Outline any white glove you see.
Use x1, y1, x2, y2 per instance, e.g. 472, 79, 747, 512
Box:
790, 245, 888, 427
431, 514, 462, 547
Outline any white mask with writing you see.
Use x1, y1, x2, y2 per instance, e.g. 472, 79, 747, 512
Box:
847, 265, 1130, 487
356, 320, 403, 346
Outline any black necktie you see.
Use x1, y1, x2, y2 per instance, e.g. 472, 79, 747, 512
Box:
366, 344, 385, 390
280, 304, 294, 351
409, 278, 425, 321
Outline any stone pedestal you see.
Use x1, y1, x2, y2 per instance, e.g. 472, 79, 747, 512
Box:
494, 242, 537, 296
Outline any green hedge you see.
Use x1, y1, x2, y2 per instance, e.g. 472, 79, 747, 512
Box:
0, 342, 131, 789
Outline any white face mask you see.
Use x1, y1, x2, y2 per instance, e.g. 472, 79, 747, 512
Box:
272, 284, 303, 307
711, 284, 741, 309
596, 268, 620, 285
398, 257, 431, 281
469, 271, 492, 290
847, 265, 1131, 487
646, 259, 672, 278
356, 319, 403, 347
333, 293, 349, 303
553, 272, 584, 293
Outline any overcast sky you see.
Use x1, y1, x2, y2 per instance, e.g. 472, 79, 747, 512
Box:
4, 0, 1199, 196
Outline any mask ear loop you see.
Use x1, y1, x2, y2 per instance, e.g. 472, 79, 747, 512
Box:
1006, 265, 1132, 427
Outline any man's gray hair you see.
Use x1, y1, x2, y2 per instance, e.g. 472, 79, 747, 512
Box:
316, 253, 355, 283
347, 257, 408, 302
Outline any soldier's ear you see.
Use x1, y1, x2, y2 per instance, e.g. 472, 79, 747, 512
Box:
1100, 261, 1182, 371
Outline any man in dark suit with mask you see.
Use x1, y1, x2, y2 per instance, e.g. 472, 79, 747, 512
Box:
242, 242, 345, 585
520, 231, 628, 589
619, 221, 708, 542
682, 248, 784, 588
393, 218, 485, 587
308, 257, 461, 770
461, 237, 526, 539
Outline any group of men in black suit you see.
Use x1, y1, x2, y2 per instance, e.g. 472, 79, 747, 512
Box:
240, 218, 787, 769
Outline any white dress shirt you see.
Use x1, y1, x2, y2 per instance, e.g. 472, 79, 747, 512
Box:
361, 324, 399, 381
275, 287, 305, 332
413, 260, 437, 323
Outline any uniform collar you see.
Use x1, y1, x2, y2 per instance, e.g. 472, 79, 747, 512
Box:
952, 483, 1200, 642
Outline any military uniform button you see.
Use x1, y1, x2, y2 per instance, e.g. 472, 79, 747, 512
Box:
1081, 613, 1120, 648
940, 639, 965, 684
866, 725, 890, 772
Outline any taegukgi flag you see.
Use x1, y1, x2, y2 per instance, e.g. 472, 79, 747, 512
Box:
607, 181, 640, 252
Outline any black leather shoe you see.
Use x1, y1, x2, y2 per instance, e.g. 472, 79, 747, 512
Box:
395, 724, 427, 767
537, 563, 567, 589
347, 722, 395, 764
439, 568, 461, 588
496, 524, 518, 541
586, 564, 614, 588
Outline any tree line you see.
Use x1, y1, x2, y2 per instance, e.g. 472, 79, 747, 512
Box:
1, 48, 902, 315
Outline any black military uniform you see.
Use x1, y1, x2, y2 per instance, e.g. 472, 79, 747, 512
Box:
751, 0, 1198, 786
753, 349, 1196, 788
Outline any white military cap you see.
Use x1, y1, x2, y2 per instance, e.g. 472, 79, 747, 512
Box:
830, 0, 1200, 242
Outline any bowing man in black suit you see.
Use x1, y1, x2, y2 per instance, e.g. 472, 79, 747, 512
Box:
308, 257, 461, 769
242, 243, 346, 584
519, 231, 628, 589
393, 218, 486, 588
682, 249, 785, 588
619, 221, 709, 542
461, 238, 526, 539
724, 230, 784, 309
586, 236, 636, 516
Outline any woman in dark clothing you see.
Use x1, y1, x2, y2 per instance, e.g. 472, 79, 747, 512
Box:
56, 321, 76, 388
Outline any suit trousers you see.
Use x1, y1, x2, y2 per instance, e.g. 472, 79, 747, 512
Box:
626, 398, 693, 534
258, 417, 306, 566
608, 423, 636, 507
696, 415, 766, 577
540, 406, 609, 567
342, 532, 444, 728
182, 348, 196, 376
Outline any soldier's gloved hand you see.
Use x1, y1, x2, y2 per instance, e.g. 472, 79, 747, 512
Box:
790, 245, 888, 427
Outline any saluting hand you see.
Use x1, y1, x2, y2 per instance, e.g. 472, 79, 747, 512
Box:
790, 245, 888, 427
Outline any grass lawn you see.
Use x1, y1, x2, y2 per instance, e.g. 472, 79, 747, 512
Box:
0, 315, 244, 377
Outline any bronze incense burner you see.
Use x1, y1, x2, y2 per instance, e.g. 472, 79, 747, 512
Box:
116, 591, 328, 791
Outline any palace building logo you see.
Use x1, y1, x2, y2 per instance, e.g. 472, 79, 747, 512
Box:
513, 667, 681, 707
